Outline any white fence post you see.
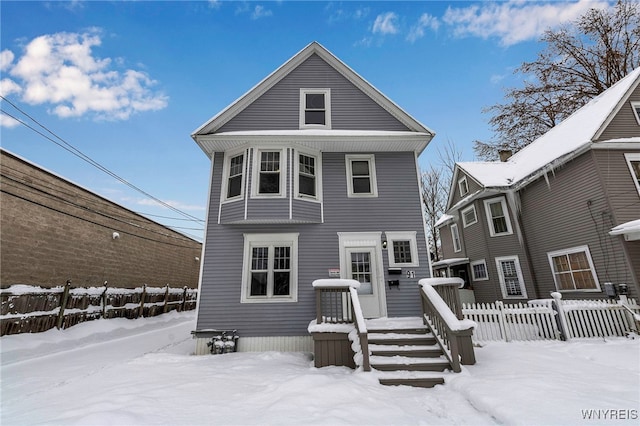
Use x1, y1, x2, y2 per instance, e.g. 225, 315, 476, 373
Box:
550, 292, 571, 341
496, 301, 508, 342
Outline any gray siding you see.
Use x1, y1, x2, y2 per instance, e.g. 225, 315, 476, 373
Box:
593, 148, 640, 224
218, 54, 410, 132
596, 85, 640, 141
449, 170, 483, 208
519, 151, 635, 299
196, 151, 431, 337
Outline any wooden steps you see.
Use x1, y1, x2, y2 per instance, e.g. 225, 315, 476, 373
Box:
364, 319, 451, 388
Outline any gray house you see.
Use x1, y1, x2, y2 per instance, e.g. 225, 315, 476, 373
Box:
435, 67, 640, 303
191, 42, 435, 354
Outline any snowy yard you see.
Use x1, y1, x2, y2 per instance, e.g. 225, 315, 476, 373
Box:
1, 311, 638, 425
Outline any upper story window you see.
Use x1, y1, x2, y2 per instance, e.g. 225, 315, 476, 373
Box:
241, 233, 299, 303
300, 89, 331, 129
547, 245, 600, 292
631, 101, 640, 125
345, 154, 378, 197
483, 197, 513, 237
298, 153, 317, 198
458, 176, 469, 197
461, 204, 477, 227
625, 153, 640, 196
451, 223, 461, 253
471, 259, 488, 281
222, 150, 246, 202
385, 231, 419, 267
253, 149, 286, 197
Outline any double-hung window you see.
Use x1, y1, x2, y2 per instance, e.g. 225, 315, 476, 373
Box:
462, 205, 477, 227
345, 154, 378, 197
223, 151, 245, 201
483, 197, 513, 236
458, 176, 469, 197
241, 233, 298, 303
631, 101, 640, 125
625, 153, 640, 196
471, 259, 488, 281
451, 224, 461, 253
300, 89, 331, 129
253, 149, 285, 197
296, 152, 319, 199
385, 231, 419, 267
547, 245, 600, 292
495, 255, 527, 298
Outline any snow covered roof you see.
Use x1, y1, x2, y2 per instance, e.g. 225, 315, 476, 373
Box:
431, 258, 469, 268
609, 219, 640, 241
434, 214, 454, 228
458, 66, 640, 189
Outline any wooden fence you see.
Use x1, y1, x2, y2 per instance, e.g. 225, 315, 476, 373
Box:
463, 295, 639, 342
0, 283, 198, 336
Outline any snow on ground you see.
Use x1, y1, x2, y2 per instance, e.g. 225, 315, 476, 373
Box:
1, 312, 638, 425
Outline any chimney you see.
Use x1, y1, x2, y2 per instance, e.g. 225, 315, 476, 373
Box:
499, 149, 513, 162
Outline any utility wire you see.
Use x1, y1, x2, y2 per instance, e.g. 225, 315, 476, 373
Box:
1, 97, 203, 223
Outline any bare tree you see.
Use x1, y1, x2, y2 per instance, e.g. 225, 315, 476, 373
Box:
475, 0, 640, 160
421, 139, 463, 260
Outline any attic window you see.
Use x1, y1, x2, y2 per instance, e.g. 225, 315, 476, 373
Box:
632, 101, 640, 125
458, 176, 469, 197
300, 89, 331, 129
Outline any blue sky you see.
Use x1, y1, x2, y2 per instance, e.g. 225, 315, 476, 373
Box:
0, 0, 612, 241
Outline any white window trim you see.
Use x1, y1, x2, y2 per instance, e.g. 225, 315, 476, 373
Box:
220, 149, 247, 203
495, 255, 527, 299
300, 88, 331, 129
451, 223, 461, 253
345, 154, 378, 198
458, 176, 469, 197
385, 231, 419, 267
241, 233, 299, 303
294, 148, 323, 202
470, 259, 489, 281
547, 245, 601, 293
251, 148, 287, 199
631, 101, 640, 125
483, 197, 513, 237
461, 204, 478, 228
624, 152, 640, 196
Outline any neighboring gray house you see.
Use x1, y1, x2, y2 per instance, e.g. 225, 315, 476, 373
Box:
435, 67, 640, 303
191, 42, 435, 354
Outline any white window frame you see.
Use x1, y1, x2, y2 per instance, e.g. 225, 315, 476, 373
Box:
345, 154, 378, 198
252, 148, 287, 198
495, 255, 527, 299
300, 88, 331, 129
470, 259, 489, 281
221, 149, 246, 202
294, 149, 322, 201
483, 197, 513, 237
624, 153, 640, 196
458, 176, 469, 197
631, 101, 640, 125
461, 204, 478, 228
241, 233, 299, 303
450, 223, 461, 253
547, 245, 601, 293
385, 231, 419, 267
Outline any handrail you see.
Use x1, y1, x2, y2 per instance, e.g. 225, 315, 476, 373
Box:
312, 279, 370, 371
418, 278, 475, 372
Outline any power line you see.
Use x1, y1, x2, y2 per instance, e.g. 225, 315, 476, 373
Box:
1, 96, 203, 224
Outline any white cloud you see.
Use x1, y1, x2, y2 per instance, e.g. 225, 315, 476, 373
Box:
407, 13, 440, 43
4, 30, 167, 122
1, 50, 15, 71
251, 5, 273, 20
372, 12, 399, 35
0, 113, 21, 128
0, 78, 22, 97
443, 0, 610, 46
208, 0, 221, 9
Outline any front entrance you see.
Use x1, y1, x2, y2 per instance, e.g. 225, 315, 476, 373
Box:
338, 232, 386, 318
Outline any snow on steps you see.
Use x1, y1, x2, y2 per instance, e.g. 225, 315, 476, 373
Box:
363, 318, 451, 388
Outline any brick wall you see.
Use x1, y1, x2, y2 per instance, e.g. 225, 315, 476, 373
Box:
1, 150, 202, 289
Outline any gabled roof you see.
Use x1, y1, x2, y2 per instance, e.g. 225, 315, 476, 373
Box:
191, 41, 434, 146
457, 67, 640, 190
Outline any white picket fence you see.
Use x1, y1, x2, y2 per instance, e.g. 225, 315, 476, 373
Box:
463, 295, 640, 342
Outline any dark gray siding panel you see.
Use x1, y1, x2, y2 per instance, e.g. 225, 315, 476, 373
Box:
449, 170, 484, 208
593, 149, 640, 224
292, 199, 322, 223
218, 54, 410, 132
597, 85, 640, 141
197, 151, 430, 337
246, 198, 289, 220
519, 152, 634, 300
220, 201, 244, 223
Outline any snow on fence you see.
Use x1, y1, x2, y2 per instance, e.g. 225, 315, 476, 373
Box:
463, 295, 639, 342
0, 283, 198, 336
